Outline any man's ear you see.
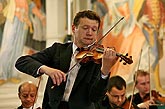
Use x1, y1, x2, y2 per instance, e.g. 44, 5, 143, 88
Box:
72, 25, 76, 33
106, 91, 109, 96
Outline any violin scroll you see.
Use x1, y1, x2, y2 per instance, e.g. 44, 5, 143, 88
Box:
117, 53, 133, 65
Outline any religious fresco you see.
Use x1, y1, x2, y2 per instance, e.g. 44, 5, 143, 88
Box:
99, 0, 165, 93
0, 0, 7, 47
0, 0, 46, 85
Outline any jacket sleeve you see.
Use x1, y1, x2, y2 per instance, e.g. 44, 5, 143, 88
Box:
89, 64, 110, 102
15, 43, 59, 77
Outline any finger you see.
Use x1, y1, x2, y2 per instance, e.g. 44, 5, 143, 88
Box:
55, 73, 62, 86
109, 46, 116, 51
104, 48, 111, 56
55, 71, 66, 85
51, 75, 57, 85
57, 71, 66, 82
58, 72, 63, 84
105, 48, 116, 57
62, 73, 66, 82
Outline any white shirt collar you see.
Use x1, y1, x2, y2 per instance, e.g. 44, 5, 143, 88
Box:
72, 43, 78, 54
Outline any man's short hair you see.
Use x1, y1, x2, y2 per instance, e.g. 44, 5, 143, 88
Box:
107, 75, 126, 92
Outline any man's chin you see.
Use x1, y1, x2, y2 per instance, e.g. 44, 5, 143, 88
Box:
23, 104, 33, 108
145, 90, 150, 93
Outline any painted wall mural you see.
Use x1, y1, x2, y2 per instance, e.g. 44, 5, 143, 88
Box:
0, 0, 46, 85
100, 0, 165, 93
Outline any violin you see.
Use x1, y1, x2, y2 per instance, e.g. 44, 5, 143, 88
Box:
51, 17, 126, 89
76, 44, 133, 65
121, 100, 139, 109
143, 90, 165, 104
75, 17, 133, 65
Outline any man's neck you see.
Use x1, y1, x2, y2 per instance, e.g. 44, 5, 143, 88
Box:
139, 92, 149, 100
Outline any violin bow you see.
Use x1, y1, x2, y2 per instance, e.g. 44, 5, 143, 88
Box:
148, 46, 152, 101
32, 76, 42, 109
84, 17, 124, 50
128, 49, 143, 109
51, 17, 125, 89
97, 17, 124, 44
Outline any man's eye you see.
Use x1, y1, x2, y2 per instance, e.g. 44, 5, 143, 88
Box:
113, 95, 118, 98
22, 95, 28, 98
30, 94, 35, 98
92, 28, 97, 32
83, 27, 88, 30
122, 94, 125, 97
82, 26, 88, 30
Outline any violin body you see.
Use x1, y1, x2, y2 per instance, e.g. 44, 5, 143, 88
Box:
76, 44, 133, 65
121, 99, 139, 109
143, 90, 165, 105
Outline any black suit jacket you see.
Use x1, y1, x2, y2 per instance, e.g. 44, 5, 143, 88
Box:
95, 95, 140, 109
15, 42, 109, 109
17, 105, 41, 109
17, 105, 23, 109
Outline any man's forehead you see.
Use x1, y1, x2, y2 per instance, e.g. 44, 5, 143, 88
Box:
137, 75, 149, 80
110, 87, 126, 94
137, 76, 150, 83
79, 18, 99, 25
21, 85, 37, 92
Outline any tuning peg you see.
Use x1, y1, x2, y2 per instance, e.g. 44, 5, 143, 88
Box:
123, 62, 126, 65
120, 59, 122, 62
125, 53, 128, 56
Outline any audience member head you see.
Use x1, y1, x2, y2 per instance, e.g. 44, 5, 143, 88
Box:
18, 81, 38, 108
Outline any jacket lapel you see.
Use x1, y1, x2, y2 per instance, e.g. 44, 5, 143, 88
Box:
60, 43, 73, 73
72, 62, 91, 91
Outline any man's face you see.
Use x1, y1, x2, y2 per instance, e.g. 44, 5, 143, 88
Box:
72, 17, 99, 48
107, 86, 126, 107
18, 85, 37, 108
136, 75, 150, 96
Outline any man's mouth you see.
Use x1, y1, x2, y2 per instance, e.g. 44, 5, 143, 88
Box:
84, 38, 93, 41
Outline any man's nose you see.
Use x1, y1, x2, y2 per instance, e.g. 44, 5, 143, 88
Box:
26, 96, 33, 101
118, 96, 122, 102
87, 28, 93, 34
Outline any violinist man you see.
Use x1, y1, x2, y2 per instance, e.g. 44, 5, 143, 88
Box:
128, 70, 165, 109
15, 10, 118, 109
95, 75, 139, 109
17, 81, 41, 109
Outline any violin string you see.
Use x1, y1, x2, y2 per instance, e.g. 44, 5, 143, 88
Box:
128, 49, 143, 109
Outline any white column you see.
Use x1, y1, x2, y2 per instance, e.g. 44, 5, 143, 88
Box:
46, 0, 66, 47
